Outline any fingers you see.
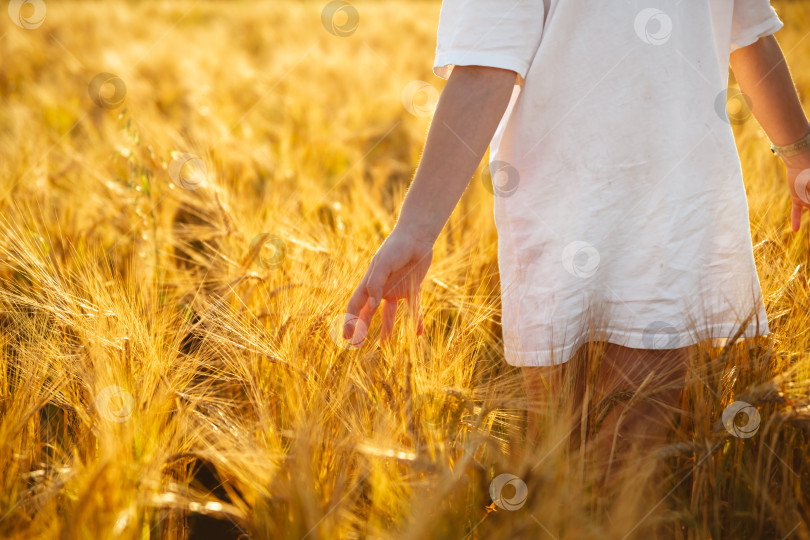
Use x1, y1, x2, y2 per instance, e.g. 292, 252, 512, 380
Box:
365, 257, 388, 315
343, 279, 369, 339
791, 201, 803, 232
347, 302, 372, 346
344, 256, 386, 340
380, 298, 398, 345
344, 250, 425, 345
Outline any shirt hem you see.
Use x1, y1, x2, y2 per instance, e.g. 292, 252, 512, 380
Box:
433, 50, 529, 82
503, 322, 770, 367
730, 17, 784, 52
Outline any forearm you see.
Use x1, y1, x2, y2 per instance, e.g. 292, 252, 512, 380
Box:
394, 66, 517, 244
730, 34, 810, 164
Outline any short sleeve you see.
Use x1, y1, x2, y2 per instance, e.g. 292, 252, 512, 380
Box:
730, 0, 783, 52
433, 0, 545, 83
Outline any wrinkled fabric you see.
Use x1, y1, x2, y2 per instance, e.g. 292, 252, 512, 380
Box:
433, 0, 782, 365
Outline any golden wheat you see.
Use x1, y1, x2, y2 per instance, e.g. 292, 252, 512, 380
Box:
0, 1, 808, 539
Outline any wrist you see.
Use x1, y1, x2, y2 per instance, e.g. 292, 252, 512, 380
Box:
392, 219, 440, 246
772, 123, 810, 165
782, 149, 810, 170
394, 197, 446, 245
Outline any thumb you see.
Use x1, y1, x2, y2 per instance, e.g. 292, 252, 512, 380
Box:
791, 201, 803, 232
343, 284, 368, 339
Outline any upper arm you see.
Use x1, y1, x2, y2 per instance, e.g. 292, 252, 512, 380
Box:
449, 65, 520, 83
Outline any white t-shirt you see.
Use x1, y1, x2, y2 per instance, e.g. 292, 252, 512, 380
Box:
433, 0, 783, 366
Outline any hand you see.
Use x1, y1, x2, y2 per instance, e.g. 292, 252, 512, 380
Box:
783, 151, 810, 239
342, 226, 433, 347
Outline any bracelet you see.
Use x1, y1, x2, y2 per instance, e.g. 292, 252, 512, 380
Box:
771, 129, 810, 158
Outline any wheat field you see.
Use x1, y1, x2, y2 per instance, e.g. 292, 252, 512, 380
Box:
0, 1, 809, 539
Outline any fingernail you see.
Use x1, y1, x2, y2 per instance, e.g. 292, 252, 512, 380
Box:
342, 322, 354, 339
369, 297, 379, 310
